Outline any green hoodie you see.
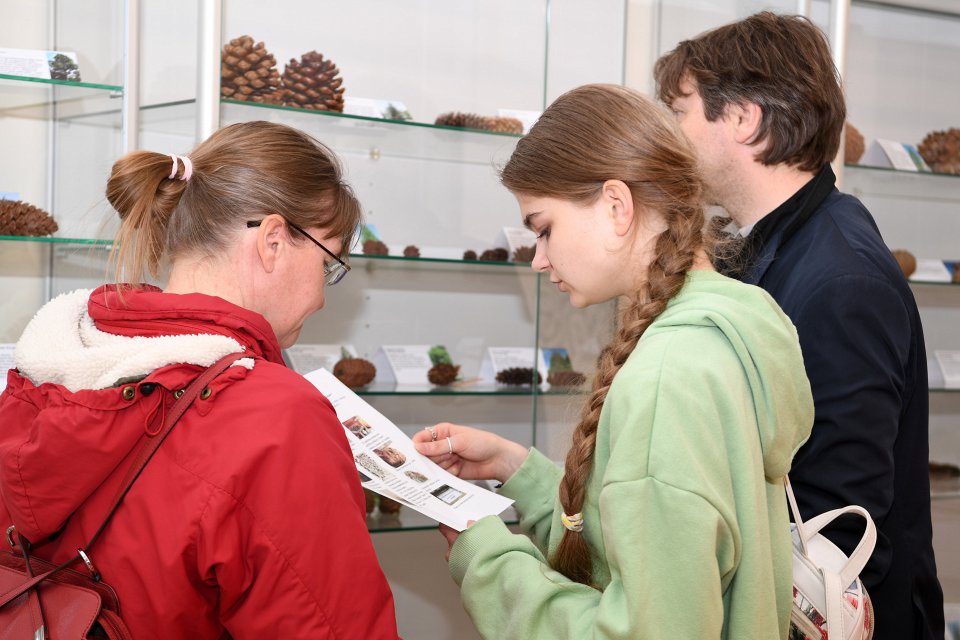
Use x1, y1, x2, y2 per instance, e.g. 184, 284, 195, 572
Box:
449, 270, 813, 639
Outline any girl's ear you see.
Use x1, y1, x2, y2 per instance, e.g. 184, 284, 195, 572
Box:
602, 180, 635, 236
256, 214, 288, 274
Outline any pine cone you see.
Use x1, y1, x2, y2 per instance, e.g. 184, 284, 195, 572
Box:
462, 250, 477, 261
462, 113, 492, 131
279, 51, 345, 112
548, 371, 586, 387
363, 488, 377, 514
512, 245, 535, 263
363, 239, 389, 256
496, 367, 541, 386
428, 363, 460, 386
220, 36, 282, 104
379, 496, 402, 514
845, 122, 865, 164
918, 128, 960, 175
479, 248, 509, 262
891, 249, 916, 278
403, 245, 421, 258
333, 357, 376, 388
489, 117, 524, 135
954, 264, 960, 284
0, 200, 58, 236
435, 112, 467, 128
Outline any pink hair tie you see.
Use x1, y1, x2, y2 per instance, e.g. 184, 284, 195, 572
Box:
168, 154, 193, 181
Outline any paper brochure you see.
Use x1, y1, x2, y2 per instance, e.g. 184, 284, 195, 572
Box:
304, 368, 513, 530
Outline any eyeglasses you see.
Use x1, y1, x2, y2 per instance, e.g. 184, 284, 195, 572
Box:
246, 219, 351, 286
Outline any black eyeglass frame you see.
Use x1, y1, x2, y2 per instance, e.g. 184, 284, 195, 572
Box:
246, 218, 351, 286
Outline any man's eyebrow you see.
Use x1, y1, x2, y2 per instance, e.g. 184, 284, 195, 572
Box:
523, 211, 542, 230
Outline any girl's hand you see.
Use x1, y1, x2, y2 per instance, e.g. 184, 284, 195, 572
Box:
412, 422, 528, 484
439, 521, 474, 562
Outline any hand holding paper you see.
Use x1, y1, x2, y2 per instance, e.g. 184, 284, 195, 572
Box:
412, 423, 529, 484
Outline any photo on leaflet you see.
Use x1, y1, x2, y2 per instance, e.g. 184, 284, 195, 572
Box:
431, 484, 467, 506
373, 443, 406, 468
356, 452, 389, 481
405, 470, 429, 483
343, 415, 374, 439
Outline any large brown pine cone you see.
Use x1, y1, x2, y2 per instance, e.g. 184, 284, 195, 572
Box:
435, 112, 467, 128
0, 200, 58, 236
845, 122, 865, 164
891, 249, 917, 278
488, 117, 523, 134
363, 239, 389, 256
479, 248, 509, 262
512, 245, 535, 263
495, 367, 541, 386
220, 36, 282, 104
918, 128, 960, 175
279, 51, 345, 112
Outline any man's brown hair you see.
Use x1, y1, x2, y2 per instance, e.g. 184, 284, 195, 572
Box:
654, 11, 845, 172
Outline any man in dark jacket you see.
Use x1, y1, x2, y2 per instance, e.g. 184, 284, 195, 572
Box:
655, 12, 943, 640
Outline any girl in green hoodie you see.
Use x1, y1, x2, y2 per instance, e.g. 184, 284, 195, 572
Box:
413, 84, 813, 639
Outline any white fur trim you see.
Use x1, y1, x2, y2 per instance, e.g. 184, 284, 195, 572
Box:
15, 289, 253, 392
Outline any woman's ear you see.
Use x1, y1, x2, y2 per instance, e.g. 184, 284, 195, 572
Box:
602, 180, 635, 236
256, 214, 288, 274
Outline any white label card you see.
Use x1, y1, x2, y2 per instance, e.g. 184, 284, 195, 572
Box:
478, 347, 547, 384
0, 344, 14, 394
910, 259, 952, 283
934, 351, 960, 390
373, 345, 434, 385
0, 48, 82, 82
860, 139, 926, 172
285, 344, 357, 374
495, 227, 537, 254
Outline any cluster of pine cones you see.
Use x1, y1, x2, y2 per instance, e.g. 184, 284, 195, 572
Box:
435, 112, 523, 135
0, 200, 58, 236
221, 36, 345, 112
918, 128, 960, 175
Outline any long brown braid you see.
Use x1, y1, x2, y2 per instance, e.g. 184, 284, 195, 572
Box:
500, 84, 706, 586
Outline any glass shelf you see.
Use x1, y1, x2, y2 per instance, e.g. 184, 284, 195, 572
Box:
845, 163, 960, 181
931, 476, 960, 501
367, 506, 518, 533
355, 381, 586, 396
0, 75, 123, 121
930, 388, 960, 394
0, 235, 112, 245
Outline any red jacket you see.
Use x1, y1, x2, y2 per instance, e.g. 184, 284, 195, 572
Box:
0, 285, 400, 639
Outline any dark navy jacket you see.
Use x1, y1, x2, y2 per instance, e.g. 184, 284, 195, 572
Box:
737, 165, 944, 640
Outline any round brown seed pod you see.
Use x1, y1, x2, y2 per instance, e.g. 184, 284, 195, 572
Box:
427, 363, 460, 386
333, 357, 376, 388
891, 249, 916, 278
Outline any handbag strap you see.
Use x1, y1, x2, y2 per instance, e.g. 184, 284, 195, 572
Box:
0, 351, 247, 609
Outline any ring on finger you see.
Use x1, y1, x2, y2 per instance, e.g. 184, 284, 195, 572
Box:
446, 436, 453, 455
425, 426, 438, 441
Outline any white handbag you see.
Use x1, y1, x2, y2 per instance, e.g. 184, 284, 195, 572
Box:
786, 475, 877, 640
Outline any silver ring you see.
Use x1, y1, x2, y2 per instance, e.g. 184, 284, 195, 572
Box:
446, 436, 453, 455
425, 426, 438, 441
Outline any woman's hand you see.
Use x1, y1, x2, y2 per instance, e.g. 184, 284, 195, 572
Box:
439, 523, 462, 562
412, 422, 528, 484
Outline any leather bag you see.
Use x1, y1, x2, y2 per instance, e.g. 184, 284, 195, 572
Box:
787, 475, 877, 640
0, 351, 245, 639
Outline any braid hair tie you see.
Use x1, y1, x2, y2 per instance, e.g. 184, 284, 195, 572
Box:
560, 512, 584, 533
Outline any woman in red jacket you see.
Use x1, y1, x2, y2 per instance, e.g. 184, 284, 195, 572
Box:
0, 121, 400, 639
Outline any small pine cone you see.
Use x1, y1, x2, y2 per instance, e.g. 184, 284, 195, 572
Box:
496, 367, 541, 386
435, 112, 466, 128
403, 245, 421, 258
363, 239, 389, 256
891, 249, 916, 278
918, 128, 960, 175
333, 357, 376, 388
512, 245, 535, 263
220, 36, 282, 104
280, 50, 346, 112
379, 496, 402, 514
548, 371, 586, 387
844, 122, 865, 164
489, 117, 524, 135
462, 250, 477, 261
428, 363, 460, 386
0, 200, 58, 236
953, 264, 960, 284
479, 247, 509, 262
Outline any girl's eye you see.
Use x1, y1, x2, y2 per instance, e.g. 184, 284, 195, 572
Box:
536, 227, 551, 240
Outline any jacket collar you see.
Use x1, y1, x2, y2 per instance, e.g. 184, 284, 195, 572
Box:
740, 164, 837, 285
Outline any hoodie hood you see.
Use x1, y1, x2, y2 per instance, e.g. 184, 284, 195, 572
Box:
0, 286, 275, 541
648, 270, 813, 478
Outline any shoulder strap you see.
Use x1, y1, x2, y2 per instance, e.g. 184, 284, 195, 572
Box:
0, 351, 247, 608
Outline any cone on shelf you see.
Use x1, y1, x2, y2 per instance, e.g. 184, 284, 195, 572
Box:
845, 122, 865, 164
891, 249, 916, 278
427, 345, 459, 386
333, 351, 376, 388
363, 239, 389, 255
280, 51, 345, 112
917, 128, 960, 175
435, 112, 523, 135
220, 35, 283, 105
496, 367, 541, 386
0, 200, 58, 236
479, 247, 509, 262
512, 245, 535, 263
403, 245, 421, 258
